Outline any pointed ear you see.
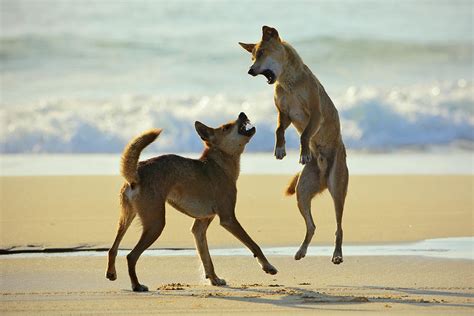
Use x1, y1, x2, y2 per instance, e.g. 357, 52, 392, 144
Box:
195, 121, 214, 142
238, 42, 255, 53
262, 25, 280, 41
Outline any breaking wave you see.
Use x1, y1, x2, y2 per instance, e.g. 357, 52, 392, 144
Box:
1, 81, 472, 153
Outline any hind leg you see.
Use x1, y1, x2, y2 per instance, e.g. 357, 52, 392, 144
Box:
327, 147, 349, 265
294, 160, 323, 260
127, 204, 166, 292
106, 192, 136, 281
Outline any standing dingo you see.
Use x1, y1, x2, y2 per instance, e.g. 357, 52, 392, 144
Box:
106, 113, 277, 292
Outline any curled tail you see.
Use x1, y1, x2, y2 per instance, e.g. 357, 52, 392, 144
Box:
285, 172, 300, 196
121, 129, 162, 185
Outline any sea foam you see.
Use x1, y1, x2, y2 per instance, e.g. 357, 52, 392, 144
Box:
1, 81, 472, 153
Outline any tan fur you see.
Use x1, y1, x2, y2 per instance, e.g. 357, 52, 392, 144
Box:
121, 129, 162, 185
286, 154, 329, 196
285, 172, 299, 196
240, 26, 349, 264
106, 113, 277, 292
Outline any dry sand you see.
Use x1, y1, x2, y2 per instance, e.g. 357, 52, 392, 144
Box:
1, 174, 473, 314
0, 175, 473, 248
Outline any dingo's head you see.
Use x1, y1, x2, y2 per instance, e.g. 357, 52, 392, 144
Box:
239, 26, 285, 85
195, 112, 256, 155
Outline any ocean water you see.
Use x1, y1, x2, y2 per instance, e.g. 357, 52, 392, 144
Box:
0, 0, 473, 153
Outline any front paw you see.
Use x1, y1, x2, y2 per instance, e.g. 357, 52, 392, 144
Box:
299, 150, 312, 165
274, 146, 286, 160
262, 263, 278, 275
209, 277, 227, 286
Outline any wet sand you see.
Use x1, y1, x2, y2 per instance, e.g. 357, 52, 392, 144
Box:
1, 256, 473, 314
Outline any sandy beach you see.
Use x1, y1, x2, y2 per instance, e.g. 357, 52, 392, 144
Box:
1, 0, 473, 313
0, 174, 473, 314
1, 255, 473, 315
1, 175, 473, 248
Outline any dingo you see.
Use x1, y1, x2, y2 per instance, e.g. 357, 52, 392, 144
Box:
106, 113, 277, 292
240, 26, 349, 264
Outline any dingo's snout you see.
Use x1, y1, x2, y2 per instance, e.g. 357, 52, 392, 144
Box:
248, 67, 257, 76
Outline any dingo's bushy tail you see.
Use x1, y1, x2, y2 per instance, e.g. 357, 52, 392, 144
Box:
121, 129, 162, 184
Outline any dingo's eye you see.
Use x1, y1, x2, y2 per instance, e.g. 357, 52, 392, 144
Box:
256, 50, 264, 58
223, 125, 231, 131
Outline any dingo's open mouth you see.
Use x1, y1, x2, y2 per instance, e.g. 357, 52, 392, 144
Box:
238, 113, 256, 137
262, 69, 276, 84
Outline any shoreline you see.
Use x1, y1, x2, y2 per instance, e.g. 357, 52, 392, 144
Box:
1, 237, 472, 260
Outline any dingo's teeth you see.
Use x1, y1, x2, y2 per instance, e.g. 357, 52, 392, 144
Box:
245, 123, 254, 131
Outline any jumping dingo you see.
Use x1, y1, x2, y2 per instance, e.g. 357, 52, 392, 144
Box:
240, 26, 349, 264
